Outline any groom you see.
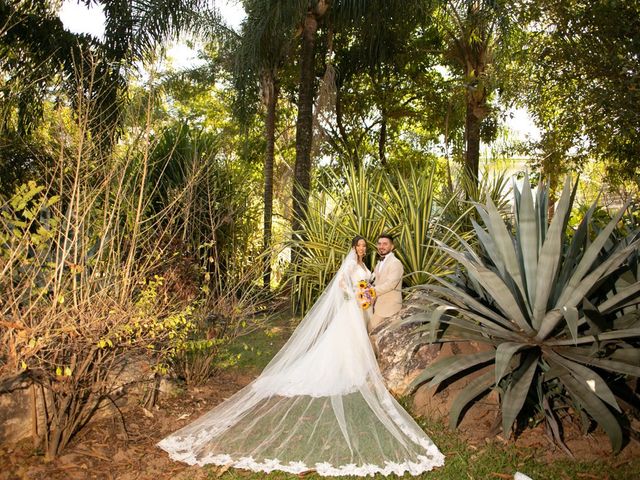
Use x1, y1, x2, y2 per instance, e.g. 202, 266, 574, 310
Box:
370, 233, 403, 332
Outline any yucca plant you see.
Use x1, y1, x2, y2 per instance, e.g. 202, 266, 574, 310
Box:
410, 176, 640, 453
293, 164, 466, 311
293, 167, 387, 312
438, 168, 512, 234
293, 164, 516, 311
379, 165, 467, 286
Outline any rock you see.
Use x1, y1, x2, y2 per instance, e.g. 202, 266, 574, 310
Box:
159, 377, 181, 399
0, 384, 46, 447
372, 297, 499, 439
372, 312, 440, 396
0, 387, 33, 445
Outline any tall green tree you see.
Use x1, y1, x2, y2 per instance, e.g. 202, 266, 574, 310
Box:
289, 0, 433, 246
437, 0, 515, 184
0, 1, 93, 134
517, 0, 640, 185
322, 0, 444, 170
234, 0, 296, 288
0, 0, 207, 147
290, 0, 331, 246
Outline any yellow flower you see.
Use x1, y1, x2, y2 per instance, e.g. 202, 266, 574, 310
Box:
370, 288, 377, 299
358, 280, 367, 288
361, 301, 371, 310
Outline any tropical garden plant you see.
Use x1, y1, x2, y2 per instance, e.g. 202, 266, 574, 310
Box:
293, 164, 511, 312
409, 176, 640, 453
0, 77, 270, 458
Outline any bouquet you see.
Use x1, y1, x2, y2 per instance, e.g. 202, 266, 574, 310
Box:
356, 279, 376, 310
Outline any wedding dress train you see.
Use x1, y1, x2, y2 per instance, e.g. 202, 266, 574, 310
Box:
158, 251, 444, 476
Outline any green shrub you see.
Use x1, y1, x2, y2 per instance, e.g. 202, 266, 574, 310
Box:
293, 164, 510, 312
0, 183, 198, 459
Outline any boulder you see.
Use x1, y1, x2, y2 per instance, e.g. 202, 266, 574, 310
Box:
372, 311, 440, 396
373, 299, 500, 440
411, 340, 500, 433
0, 384, 35, 445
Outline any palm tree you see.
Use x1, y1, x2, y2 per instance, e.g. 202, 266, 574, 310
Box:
0, 0, 208, 145
328, 0, 436, 169
235, 0, 432, 267
439, 0, 514, 185
290, 1, 330, 248
235, 0, 294, 288
290, 0, 427, 252
0, 1, 91, 134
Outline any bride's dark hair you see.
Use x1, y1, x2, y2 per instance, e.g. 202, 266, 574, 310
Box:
351, 235, 366, 249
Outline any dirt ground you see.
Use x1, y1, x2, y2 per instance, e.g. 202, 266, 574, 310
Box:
456, 400, 640, 466
0, 371, 253, 480
1, 369, 638, 480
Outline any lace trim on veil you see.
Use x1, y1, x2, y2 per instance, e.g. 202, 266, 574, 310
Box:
157, 393, 445, 476
159, 431, 443, 476
159, 447, 441, 477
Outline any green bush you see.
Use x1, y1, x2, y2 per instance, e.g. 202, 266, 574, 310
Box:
0, 118, 267, 459
293, 164, 509, 312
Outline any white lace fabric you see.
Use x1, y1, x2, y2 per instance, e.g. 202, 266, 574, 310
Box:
158, 251, 444, 476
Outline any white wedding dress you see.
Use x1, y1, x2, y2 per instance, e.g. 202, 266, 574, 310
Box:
158, 251, 444, 476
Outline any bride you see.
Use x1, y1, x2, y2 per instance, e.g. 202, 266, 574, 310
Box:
158, 236, 444, 476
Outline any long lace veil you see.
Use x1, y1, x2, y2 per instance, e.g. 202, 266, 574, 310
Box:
158, 250, 444, 476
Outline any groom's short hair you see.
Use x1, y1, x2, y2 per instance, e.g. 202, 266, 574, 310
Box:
378, 233, 394, 243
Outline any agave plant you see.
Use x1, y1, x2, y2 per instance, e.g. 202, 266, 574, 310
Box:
291, 166, 386, 311
410, 176, 640, 452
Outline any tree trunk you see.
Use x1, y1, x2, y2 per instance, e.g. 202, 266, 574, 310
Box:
263, 72, 278, 288
464, 99, 481, 185
379, 111, 387, 166
291, 11, 318, 255
542, 154, 560, 218
335, 86, 359, 170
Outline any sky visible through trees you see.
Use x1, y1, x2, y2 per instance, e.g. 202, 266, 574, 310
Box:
58, 0, 540, 146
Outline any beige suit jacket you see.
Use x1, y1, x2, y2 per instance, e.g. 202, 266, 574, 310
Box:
372, 252, 403, 319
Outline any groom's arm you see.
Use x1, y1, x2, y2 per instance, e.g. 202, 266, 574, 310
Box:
374, 261, 403, 296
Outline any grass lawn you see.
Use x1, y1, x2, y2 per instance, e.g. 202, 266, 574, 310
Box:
220, 312, 296, 374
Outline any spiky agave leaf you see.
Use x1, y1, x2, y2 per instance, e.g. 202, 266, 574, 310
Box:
449, 368, 496, 429
502, 352, 538, 437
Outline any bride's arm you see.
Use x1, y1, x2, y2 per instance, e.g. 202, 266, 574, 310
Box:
338, 260, 357, 299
